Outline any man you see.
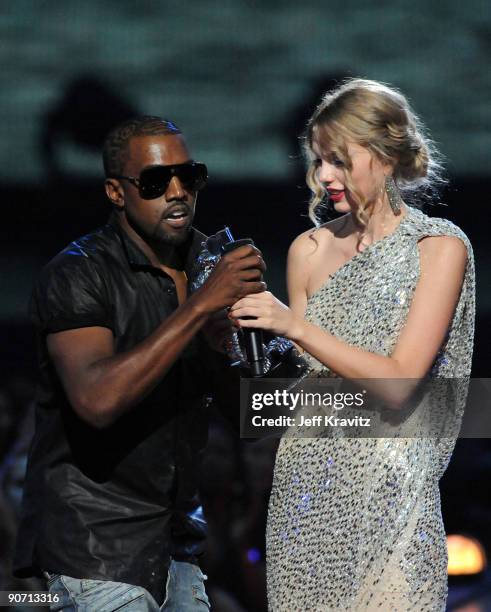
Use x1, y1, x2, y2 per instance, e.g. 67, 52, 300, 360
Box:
14, 116, 266, 610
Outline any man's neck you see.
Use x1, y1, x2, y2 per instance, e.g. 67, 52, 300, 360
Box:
117, 215, 189, 271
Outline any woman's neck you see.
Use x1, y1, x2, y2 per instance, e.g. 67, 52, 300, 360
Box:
352, 199, 407, 247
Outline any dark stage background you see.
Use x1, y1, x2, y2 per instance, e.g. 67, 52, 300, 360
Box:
1, 2, 490, 611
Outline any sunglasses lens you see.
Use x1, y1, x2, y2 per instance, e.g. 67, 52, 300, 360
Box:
192, 163, 208, 190
177, 163, 208, 191
139, 166, 172, 200
138, 163, 208, 199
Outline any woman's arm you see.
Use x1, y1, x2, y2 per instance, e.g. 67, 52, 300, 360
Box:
230, 234, 467, 405
286, 231, 312, 318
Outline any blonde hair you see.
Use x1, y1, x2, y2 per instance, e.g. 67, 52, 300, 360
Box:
303, 78, 446, 227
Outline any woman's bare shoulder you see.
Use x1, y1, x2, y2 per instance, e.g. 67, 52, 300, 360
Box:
289, 215, 351, 259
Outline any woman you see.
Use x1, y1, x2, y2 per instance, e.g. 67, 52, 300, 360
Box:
230, 79, 475, 610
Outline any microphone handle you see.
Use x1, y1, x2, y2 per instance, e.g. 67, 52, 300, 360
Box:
242, 329, 265, 378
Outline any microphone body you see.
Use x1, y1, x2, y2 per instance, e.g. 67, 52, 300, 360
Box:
221, 238, 265, 377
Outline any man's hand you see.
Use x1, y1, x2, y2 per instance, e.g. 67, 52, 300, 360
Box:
194, 245, 266, 314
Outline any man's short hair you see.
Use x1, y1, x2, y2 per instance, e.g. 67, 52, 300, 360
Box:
103, 116, 181, 177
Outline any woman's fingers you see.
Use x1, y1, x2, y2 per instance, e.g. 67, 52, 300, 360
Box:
229, 305, 263, 319
228, 291, 288, 334
231, 291, 273, 311
235, 316, 268, 329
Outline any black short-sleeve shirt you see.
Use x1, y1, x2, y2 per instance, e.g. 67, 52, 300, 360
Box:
14, 217, 229, 604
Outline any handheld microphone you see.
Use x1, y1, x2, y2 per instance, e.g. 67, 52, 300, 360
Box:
221, 237, 265, 377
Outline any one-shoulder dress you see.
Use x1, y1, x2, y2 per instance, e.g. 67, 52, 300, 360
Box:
266, 206, 475, 611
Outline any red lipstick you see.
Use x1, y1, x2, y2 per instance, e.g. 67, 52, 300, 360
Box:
328, 190, 345, 202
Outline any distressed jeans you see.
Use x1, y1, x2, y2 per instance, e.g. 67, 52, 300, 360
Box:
45, 560, 210, 611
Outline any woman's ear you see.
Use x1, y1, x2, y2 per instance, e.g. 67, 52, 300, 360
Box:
380, 154, 396, 176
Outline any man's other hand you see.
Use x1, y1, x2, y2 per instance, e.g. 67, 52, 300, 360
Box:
201, 309, 236, 354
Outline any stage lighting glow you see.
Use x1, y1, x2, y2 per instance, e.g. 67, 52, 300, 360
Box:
447, 534, 487, 575
246, 548, 261, 564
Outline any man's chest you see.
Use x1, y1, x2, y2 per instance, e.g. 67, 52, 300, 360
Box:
108, 269, 184, 346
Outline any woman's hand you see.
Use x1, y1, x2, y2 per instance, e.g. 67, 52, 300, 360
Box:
229, 291, 304, 339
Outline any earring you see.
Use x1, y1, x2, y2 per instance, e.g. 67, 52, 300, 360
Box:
385, 176, 402, 215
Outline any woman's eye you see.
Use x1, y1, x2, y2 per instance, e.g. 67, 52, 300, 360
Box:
313, 158, 322, 167
332, 157, 344, 167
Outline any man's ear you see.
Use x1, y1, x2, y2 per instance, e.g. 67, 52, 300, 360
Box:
104, 179, 125, 211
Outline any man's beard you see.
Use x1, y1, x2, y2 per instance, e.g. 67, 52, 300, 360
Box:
152, 201, 194, 246
153, 223, 192, 246
125, 205, 194, 247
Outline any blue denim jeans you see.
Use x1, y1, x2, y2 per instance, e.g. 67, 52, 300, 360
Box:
44, 560, 210, 611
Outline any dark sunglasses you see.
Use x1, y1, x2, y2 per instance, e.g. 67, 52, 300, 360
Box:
110, 161, 208, 199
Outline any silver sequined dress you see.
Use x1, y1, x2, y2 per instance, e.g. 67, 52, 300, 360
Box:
266, 206, 475, 611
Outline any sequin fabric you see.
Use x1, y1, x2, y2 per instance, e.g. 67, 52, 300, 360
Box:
266, 206, 475, 611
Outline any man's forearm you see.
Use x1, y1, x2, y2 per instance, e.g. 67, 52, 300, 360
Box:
74, 290, 210, 427
49, 243, 266, 428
